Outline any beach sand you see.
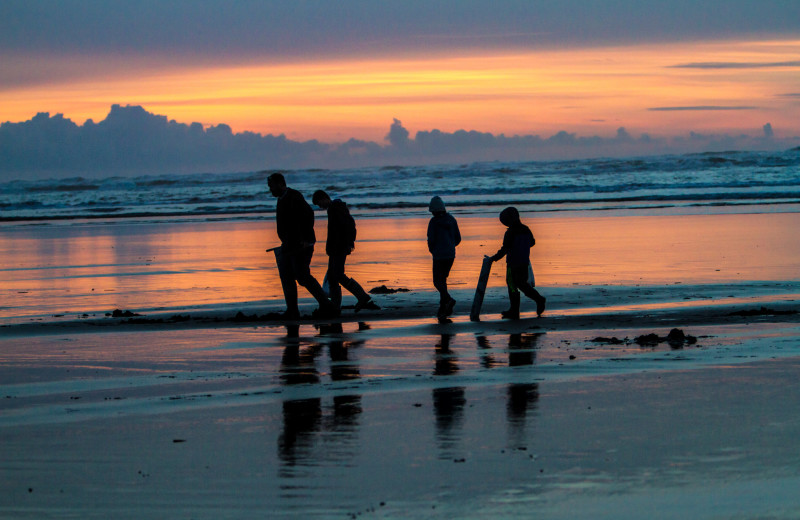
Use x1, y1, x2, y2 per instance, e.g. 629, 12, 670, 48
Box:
2, 211, 800, 518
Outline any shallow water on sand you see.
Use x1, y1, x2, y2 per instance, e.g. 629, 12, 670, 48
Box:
2, 320, 800, 518
1, 211, 799, 324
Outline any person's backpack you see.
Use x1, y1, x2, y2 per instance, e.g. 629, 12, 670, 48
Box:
344, 205, 357, 246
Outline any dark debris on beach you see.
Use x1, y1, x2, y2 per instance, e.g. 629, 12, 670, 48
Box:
728, 306, 798, 317
592, 328, 698, 349
368, 285, 410, 294
108, 309, 141, 318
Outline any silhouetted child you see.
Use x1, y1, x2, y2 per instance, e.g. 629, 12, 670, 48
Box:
427, 196, 461, 319
489, 207, 546, 319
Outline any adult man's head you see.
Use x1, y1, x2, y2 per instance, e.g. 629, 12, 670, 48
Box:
312, 190, 332, 210
267, 173, 287, 198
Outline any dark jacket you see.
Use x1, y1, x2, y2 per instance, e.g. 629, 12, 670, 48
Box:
427, 212, 461, 260
326, 198, 357, 256
276, 188, 316, 251
491, 222, 534, 266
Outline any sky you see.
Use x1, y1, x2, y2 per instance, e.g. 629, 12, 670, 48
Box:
1, 1, 800, 177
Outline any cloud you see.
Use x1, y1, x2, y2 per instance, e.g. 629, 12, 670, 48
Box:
386, 118, 410, 148
0, 105, 331, 177
669, 60, 800, 69
648, 106, 759, 111
1, 105, 797, 181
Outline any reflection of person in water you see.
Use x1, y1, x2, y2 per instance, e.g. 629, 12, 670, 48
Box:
278, 340, 323, 471
432, 385, 466, 459
329, 336, 364, 432
473, 332, 541, 445
508, 332, 541, 367
279, 342, 322, 387
431, 334, 466, 459
278, 397, 322, 473
507, 333, 541, 445
277, 328, 365, 473
433, 333, 458, 376
474, 332, 542, 369
506, 334, 541, 418
475, 334, 500, 369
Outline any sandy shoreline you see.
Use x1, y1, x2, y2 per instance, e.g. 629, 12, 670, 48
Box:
2, 211, 800, 518
3, 279, 798, 336
3, 283, 800, 518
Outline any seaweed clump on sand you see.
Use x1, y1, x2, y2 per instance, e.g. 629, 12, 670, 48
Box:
108, 309, 141, 318
728, 306, 798, 317
369, 285, 410, 294
635, 328, 697, 348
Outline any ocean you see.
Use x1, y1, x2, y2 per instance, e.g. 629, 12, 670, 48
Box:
2, 150, 800, 325
1, 149, 799, 223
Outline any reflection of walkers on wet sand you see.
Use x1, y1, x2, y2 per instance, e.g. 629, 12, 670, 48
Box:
489, 207, 546, 319
277, 330, 363, 472
268, 173, 337, 320
312, 190, 380, 314
427, 196, 461, 321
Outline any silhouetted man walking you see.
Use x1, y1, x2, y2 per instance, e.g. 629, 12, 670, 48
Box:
268, 173, 336, 319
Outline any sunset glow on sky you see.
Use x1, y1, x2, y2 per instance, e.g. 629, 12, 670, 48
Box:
1, 0, 799, 177
3, 38, 799, 142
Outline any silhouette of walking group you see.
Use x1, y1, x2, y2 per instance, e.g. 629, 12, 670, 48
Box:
267, 172, 545, 322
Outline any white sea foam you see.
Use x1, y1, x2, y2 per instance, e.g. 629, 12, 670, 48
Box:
1, 150, 798, 222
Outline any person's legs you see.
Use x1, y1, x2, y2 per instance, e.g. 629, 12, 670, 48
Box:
339, 266, 380, 311
291, 247, 334, 310
503, 267, 521, 319
340, 274, 371, 303
326, 254, 346, 309
510, 264, 546, 317
432, 258, 456, 316
276, 248, 299, 317
432, 258, 454, 302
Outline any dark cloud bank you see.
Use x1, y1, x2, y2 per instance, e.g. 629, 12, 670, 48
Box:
1, 105, 796, 181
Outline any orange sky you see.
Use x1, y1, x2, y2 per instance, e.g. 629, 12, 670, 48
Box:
2, 38, 799, 142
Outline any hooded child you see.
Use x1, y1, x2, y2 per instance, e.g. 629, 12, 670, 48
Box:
427, 196, 461, 319
267, 173, 337, 319
489, 206, 546, 319
312, 190, 380, 313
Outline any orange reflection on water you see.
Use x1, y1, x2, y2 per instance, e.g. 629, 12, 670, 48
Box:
530, 212, 800, 286
347, 211, 800, 291
1, 212, 798, 321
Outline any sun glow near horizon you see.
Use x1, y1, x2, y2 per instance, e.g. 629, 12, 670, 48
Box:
2, 38, 798, 142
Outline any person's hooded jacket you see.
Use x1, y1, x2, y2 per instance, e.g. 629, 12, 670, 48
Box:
427, 197, 461, 260
491, 207, 534, 266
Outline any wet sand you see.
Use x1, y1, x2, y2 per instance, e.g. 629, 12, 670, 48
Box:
2, 211, 800, 518
2, 311, 800, 519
